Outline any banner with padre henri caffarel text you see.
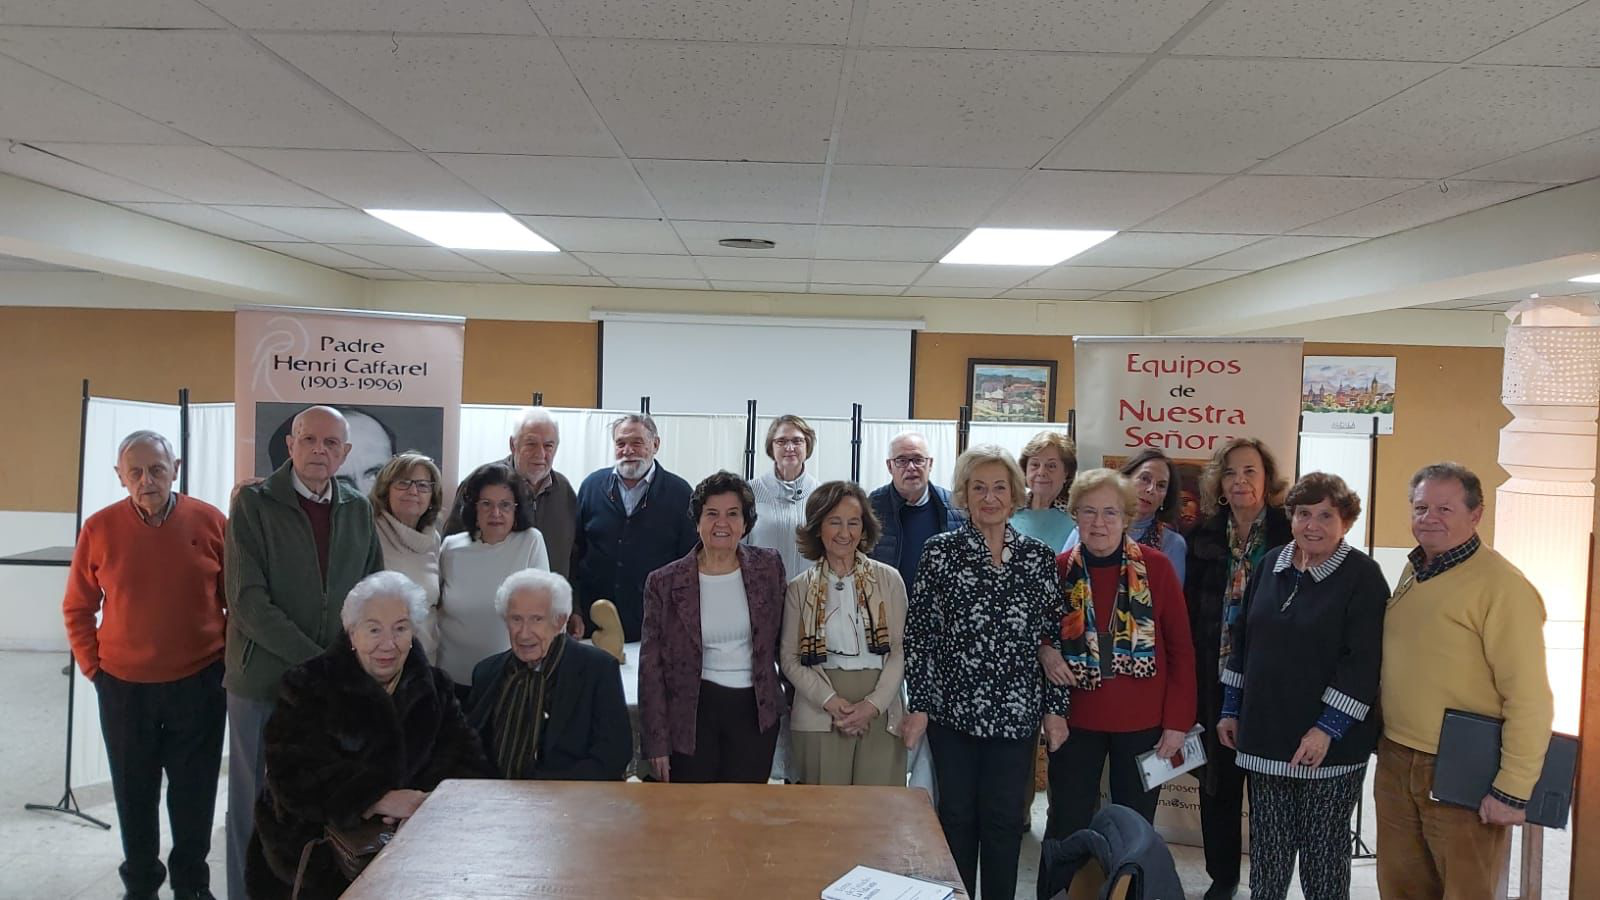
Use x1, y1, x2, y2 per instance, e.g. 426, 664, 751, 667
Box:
234, 306, 465, 495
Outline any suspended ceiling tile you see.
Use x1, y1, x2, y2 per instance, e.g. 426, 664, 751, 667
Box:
433, 155, 659, 218
530, 0, 852, 43
862, 0, 1212, 53
450, 251, 594, 276
1044, 57, 1444, 174
118, 203, 302, 242
510, 216, 684, 254
1174, 0, 1580, 62
693, 256, 812, 282
509, 274, 615, 286
914, 263, 1042, 289
609, 277, 710, 289
634, 160, 823, 223
709, 281, 809, 293
813, 225, 966, 262
343, 268, 421, 280
570, 252, 704, 279
259, 33, 614, 155
0, 28, 405, 149
201, 0, 547, 33
561, 40, 841, 162
1064, 232, 1264, 269
413, 270, 518, 283
669, 221, 818, 258
1026, 266, 1169, 291
808, 283, 909, 295
808, 259, 929, 286
1458, 129, 1600, 184
1191, 235, 1363, 270
0, 0, 225, 27
1470, 0, 1600, 67
227, 149, 496, 211
37, 144, 337, 206
0, 144, 183, 202
1127, 268, 1251, 291
1138, 175, 1424, 234
329, 244, 490, 271
900, 286, 1004, 298
1001, 289, 1107, 301
1257, 66, 1600, 179
985, 171, 1223, 229
0, 55, 197, 145
214, 206, 430, 243
1295, 180, 1548, 238
251, 242, 378, 269
822, 166, 1023, 227
1092, 290, 1168, 302
834, 49, 1140, 168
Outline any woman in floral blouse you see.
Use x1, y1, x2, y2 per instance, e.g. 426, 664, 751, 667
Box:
902, 444, 1069, 900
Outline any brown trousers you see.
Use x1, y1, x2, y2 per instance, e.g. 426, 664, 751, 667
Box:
1375, 737, 1511, 900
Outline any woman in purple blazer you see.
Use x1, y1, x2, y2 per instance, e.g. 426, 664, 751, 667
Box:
639, 471, 788, 783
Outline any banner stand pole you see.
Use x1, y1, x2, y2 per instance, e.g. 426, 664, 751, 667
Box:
849, 404, 862, 483
24, 378, 111, 830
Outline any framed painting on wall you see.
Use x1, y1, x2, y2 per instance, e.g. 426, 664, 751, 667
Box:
967, 358, 1057, 422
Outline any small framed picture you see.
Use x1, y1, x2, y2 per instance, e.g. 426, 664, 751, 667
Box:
966, 358, 1057, 422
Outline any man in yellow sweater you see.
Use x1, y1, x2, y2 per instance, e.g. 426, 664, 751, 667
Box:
1377, 463, 1553, 899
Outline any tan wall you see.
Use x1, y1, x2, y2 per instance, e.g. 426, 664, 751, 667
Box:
3, 310, 1506, 546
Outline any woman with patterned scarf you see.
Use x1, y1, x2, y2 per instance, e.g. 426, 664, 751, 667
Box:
1184, 438, 1291, 900
779, 481, 908, 786
1039, 468, 1197, 845
1063, 448, 1191, 583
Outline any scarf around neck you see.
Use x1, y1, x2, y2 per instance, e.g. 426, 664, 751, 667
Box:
1219, 511, 1267, 674
798, 552, 889, 666
491, 634, 567, 779
1058, 536, 1157, 689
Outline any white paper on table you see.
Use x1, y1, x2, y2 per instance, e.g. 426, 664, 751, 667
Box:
1136, 725, 1207, 792
820, 865, 955, 900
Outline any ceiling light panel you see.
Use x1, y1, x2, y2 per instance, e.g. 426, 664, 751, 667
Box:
940, 228, 1117, 266
364, 209, 557, 252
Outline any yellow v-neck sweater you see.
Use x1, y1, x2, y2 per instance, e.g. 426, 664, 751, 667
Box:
1381, 545, 1554, 799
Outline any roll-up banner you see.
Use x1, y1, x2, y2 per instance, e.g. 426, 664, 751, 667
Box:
234, 306, 465, 496
1075, 335, 1303, 847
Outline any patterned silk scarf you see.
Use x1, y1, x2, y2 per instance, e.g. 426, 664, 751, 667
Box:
798, 552, 890, 667
491, 634, 567, 779
1133, 517, 1165, 550
1058, 536, 1158, 689
1218, 513, 1267, 675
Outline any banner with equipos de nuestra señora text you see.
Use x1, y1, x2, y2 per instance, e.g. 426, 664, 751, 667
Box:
234, 306, 465, 497
1075, 335, 1302, 847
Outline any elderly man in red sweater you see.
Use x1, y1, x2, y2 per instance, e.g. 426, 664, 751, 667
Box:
63, 430, 228, 900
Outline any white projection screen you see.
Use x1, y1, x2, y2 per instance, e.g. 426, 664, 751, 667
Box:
597, 313, 919, 418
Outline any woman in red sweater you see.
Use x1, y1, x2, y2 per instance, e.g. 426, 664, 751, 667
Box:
1039, 467, 1198, 840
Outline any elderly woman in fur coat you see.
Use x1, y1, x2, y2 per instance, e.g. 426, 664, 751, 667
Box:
245, 571, 489, 900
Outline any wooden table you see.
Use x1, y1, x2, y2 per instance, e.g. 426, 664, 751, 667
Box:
343, 780, 967, 899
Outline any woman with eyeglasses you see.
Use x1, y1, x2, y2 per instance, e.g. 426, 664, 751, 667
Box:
1010, 431, 1077, 552
437, 462, 550, 694
747, 414, 819, 581
1040, 468, 1196, 841
370, 453, 446, 659
1215, 472, 1388, 900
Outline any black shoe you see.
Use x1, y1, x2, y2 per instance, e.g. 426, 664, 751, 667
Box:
1202, 883, 1238, 900
174, 890, 217, 900
121, 894, 158, 900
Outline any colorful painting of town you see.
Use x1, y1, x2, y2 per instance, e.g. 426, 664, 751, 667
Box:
1301, 356, 1397, 434
969, 360, 1055, 422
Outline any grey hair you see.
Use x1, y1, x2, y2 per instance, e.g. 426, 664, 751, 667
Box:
950, 443, 1026, 512
610, 413, 659, 441
512, 406, 560, 440
117, 430, 176, 463
341, 571, 429, 631
1410, 462, 1485, 511
493, 568, 574, 620
886, 430, 929, 459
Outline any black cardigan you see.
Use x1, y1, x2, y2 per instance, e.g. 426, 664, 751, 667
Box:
1225, 544, 1390, 774
573, 463, 696, 641
245, 640, 488, 900
465, 639, 634, 781
1184, 506, 1291, 791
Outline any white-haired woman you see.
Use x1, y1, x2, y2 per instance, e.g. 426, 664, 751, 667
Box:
902, 445, 1069, 900
464, 569, 633, 781
245, 572, 488, 900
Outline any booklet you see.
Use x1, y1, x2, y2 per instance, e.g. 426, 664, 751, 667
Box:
1135, 724, 1207, 791
821, 865, 956, 900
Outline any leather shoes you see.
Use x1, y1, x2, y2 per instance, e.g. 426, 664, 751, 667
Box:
174, 890, 217, 900
1203, 883, 1238, 900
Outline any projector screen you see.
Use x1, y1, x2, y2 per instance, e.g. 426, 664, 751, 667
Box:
598, 313, 918, 418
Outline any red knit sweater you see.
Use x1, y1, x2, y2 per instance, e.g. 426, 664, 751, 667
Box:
1058, 546, 1198, 734
63, 496, 227, 682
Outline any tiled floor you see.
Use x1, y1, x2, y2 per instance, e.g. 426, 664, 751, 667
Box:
0, 650, 1570, 899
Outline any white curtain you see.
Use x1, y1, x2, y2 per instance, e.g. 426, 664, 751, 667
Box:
185, 402, 235, 513
754, 415, 855, 484
1297, 432, 1375, 553
966, 421, 1074, 465
860, 419, 959, 492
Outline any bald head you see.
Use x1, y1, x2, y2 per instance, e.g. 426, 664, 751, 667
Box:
286, 405, 352, 494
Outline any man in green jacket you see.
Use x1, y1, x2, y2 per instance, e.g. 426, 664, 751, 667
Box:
223, 405, 383, 900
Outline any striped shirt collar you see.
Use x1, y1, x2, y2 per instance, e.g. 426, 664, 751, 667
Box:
1273, 539, 1352, 582
131, 493, 177, 526
1408, 533, 1481, 582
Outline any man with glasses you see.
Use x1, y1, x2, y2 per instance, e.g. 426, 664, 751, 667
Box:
868, 431, 967, 591
445, 406, 578, 578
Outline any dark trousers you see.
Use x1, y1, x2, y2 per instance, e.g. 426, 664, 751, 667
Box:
95, 661, 226, 897
1199, 743, 1247, 887
927, 720, 1035, 900
1249, 768, 1365, 900
1043, 725, 1162, 840
669, 680, 779, 784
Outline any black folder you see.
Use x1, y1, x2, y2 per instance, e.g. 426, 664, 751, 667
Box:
1430, 709, 1577, 829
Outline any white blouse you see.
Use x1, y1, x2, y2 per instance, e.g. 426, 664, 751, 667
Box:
436, 528, 550, 685
699, 569, 754, 689
824, 578, 884, 672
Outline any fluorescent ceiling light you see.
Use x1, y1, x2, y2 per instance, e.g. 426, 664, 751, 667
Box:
365, 209, 558, 252
1570, 272, 1600, 284
940, 227, 1117, 266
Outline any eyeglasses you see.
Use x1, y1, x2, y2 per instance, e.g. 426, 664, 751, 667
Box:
890, 456, 931, 470
773, 438, 807, 448
1075, 507, 1124, 522
476, 500, 517, 513
394, 479, 434, 493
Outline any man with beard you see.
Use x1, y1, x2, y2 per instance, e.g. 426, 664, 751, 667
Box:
572, 414, 695, 642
